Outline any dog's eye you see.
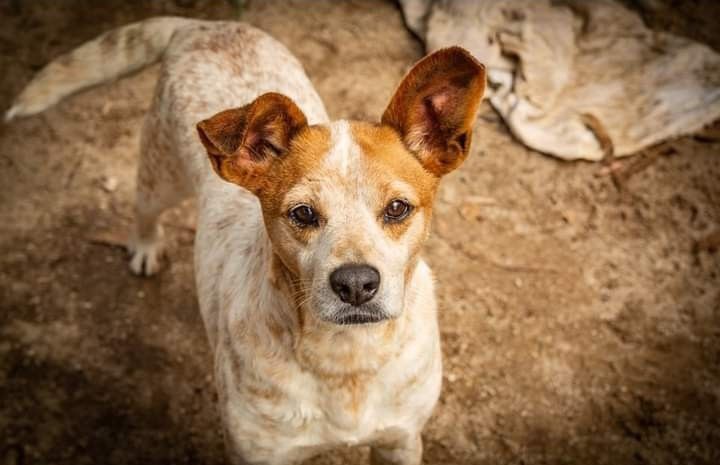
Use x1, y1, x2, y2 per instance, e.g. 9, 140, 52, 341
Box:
384, 199, 412, 223
289, 204, 319, 227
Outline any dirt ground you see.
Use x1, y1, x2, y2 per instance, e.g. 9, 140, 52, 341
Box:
1, 1, 719, 464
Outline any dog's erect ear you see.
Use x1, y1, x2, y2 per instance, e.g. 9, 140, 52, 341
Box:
382, 47, 486, 177
196, 92, 308, 193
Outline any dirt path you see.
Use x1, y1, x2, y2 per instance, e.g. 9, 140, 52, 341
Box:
1, 1, 719, 464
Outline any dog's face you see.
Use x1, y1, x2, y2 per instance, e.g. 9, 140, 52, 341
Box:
197, 47, 485, 326
257, 120, 439, 325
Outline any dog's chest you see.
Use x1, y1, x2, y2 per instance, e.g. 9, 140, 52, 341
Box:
243, 357, 436, 451
217, 324, 441, 459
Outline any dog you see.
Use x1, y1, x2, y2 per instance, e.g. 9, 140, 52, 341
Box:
6, 17, 485, 465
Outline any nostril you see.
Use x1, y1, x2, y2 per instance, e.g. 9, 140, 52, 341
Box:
332, 280, 349, 295
338, 285, 351, 300
363, 283, 375, 291
362, 281, 378, 294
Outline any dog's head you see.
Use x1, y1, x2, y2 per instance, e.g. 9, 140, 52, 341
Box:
197, 47, 485, 326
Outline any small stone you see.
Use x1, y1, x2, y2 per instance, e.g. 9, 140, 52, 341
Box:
101, 101, 113, 116
459, 203, 482, 222
101, 176, 119, 192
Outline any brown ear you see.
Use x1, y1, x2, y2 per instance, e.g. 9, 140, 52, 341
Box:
382, 47, 486, 177
196, 92, 308, 193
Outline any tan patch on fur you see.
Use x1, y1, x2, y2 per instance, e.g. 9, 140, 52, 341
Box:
259, 124, 331, 215
350, 122, 438, 244
256, 125, 332, 272
323, 371, 371, 417
244, 382, 281, 402
270, 253, 307, 330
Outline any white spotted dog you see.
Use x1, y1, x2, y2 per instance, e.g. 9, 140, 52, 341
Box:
6, 17, 485, 465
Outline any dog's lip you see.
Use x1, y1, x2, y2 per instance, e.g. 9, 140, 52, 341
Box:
334, 310, 387, 326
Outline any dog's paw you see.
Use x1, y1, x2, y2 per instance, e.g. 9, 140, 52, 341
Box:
127, 237, 164, 276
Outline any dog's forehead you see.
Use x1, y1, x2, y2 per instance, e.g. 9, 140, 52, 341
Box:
281, 120, 437, 206
323, 120, 360, 176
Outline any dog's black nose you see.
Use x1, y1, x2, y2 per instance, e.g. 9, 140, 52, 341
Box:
329, 264, 380, 307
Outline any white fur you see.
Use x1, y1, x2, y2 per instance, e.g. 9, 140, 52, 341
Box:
323, 120, 358, 175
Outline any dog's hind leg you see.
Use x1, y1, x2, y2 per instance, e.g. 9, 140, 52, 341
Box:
128, 116, 191, 276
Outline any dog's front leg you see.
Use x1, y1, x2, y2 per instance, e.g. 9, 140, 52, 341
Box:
222, 421, 302, 465
370, 433, 422, 465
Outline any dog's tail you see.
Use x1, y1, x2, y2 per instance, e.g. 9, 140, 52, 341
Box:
4, 16, 191, 122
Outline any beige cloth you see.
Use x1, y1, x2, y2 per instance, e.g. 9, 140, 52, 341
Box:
400, 0, 720, 160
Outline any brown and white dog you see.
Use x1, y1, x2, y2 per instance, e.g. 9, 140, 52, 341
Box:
6, 17, 485, 465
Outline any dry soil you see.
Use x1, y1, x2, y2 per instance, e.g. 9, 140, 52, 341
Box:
1, 1, 719, 464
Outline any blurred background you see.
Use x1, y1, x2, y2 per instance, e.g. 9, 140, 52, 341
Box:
0, 1, 718, 464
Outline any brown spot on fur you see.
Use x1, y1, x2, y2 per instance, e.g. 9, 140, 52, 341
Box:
382, 317, 399, 343
350, 122, 438, 242
99, 28, 120, 52
124, 25, 144, 51
344, 374, 365, 415
266, 318, 284, 340
185, 24, 265, 78
214, 217, 234, 232
244, 382, 281, 402
403, 255, 421, 289
270, 253, 307, 330
323, 372, 371, 416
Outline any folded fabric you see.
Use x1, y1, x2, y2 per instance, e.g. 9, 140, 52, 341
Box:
400, 0, 720, 160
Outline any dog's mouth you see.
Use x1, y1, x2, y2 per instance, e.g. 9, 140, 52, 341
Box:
335, 311, 386, 325
330, 303, 388, 326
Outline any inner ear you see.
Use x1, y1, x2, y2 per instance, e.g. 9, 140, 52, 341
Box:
382, 47, 486, 177
196, 93, 308, 193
